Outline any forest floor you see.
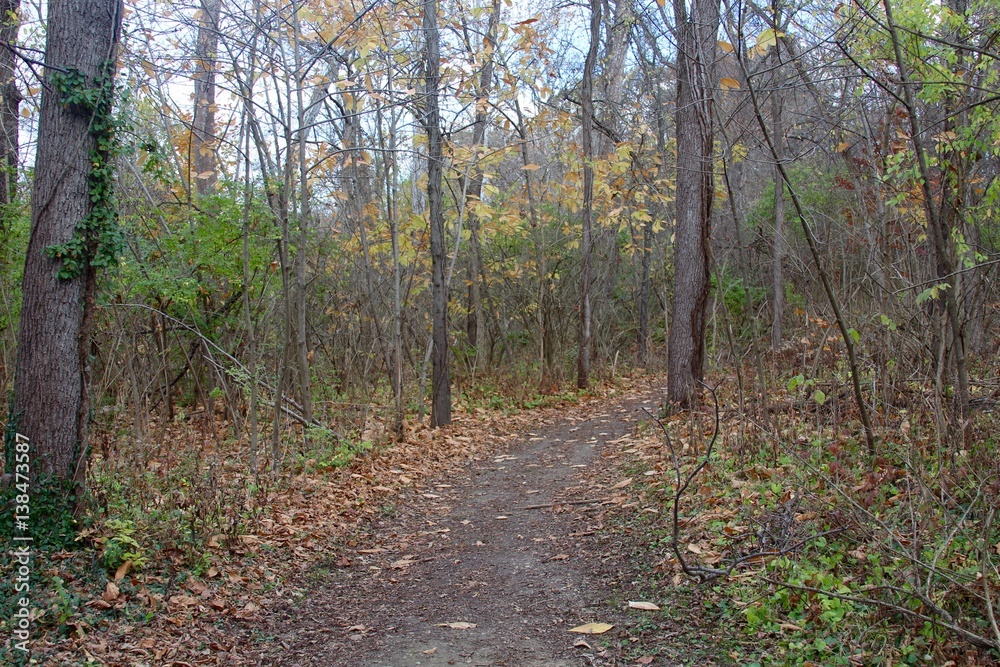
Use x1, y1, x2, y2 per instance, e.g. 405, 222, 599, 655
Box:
12, 368, 997, 666
233, 382, 673, 667
15, 373, 743, 666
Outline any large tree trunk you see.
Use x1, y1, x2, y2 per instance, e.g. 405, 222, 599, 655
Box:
0, 0, 20, 219
10, 0, 123, 504
423, 0, 450, 427
577, 0, 600, 389
191, 0, 220, 196
667, 0, 718, 405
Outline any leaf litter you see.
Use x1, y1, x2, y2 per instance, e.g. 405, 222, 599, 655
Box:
23, 374, 660, 666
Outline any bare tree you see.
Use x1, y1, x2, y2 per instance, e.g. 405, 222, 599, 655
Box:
191, 0, 221, 196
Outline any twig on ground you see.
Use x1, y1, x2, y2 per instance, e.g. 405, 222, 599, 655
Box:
519, 498, 608, 510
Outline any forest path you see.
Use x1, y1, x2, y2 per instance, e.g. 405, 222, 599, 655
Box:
251, 390, 657, 667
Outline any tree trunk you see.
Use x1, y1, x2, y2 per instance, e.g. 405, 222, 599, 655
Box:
667, 0, 718, 406
638, 215, 652, 367
577, 0, 600, 390
0, 0, 20, 220
513, 97, 548, 387
770, 32, 785, 352
191, 0, 220, 196
292, 5, 312, 427
10, 0, 123, 509
882, 0, 969, 429
600, 0, 632, 152
464, 0, 500, 371
423, 0, 450, 427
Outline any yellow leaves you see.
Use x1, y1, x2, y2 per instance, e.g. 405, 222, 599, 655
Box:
521, 163, 542, 171
757, 28, 785, 49
748, 28, 786, 57
628, 601, 660, 611
835, 141, 851, 153
569, 622, 614, 634
720, 77, 741, 91
717, 40, 734, 53
730, 142, 749, 163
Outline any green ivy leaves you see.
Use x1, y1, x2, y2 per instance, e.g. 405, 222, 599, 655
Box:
44, 63, 127, 280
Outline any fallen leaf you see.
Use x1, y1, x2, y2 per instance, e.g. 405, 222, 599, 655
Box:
638, 658, 655, 665
628, 601, 660, 611
103, 582, 120, 602
613, 478, 634, 489
391, 558, 416, 569
187, 579, 208, 596
780, 622, 803, 631
438, 621, 476, 629
423, 647, 438, 655
549, 554, 570, 561
168, 594, 198, 607
573, 638, 592, 649
687, 543, 703, 554
114, 561, 132, 582
569, 622, 613, 634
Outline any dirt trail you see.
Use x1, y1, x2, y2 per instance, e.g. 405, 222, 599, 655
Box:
250, 391, 655, 667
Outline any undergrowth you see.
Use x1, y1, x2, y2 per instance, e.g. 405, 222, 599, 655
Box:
604, 368, 1000, 667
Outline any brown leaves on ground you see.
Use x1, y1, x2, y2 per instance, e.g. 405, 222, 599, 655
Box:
31, 374, 659, 666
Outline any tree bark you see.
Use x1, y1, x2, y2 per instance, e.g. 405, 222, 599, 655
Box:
577, 0, 600, 390
423, 0, 450, 426
667, 0, 718, 405
10, 0, 123, 494
191, 0, 220, 196
0, 0, 20, 219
